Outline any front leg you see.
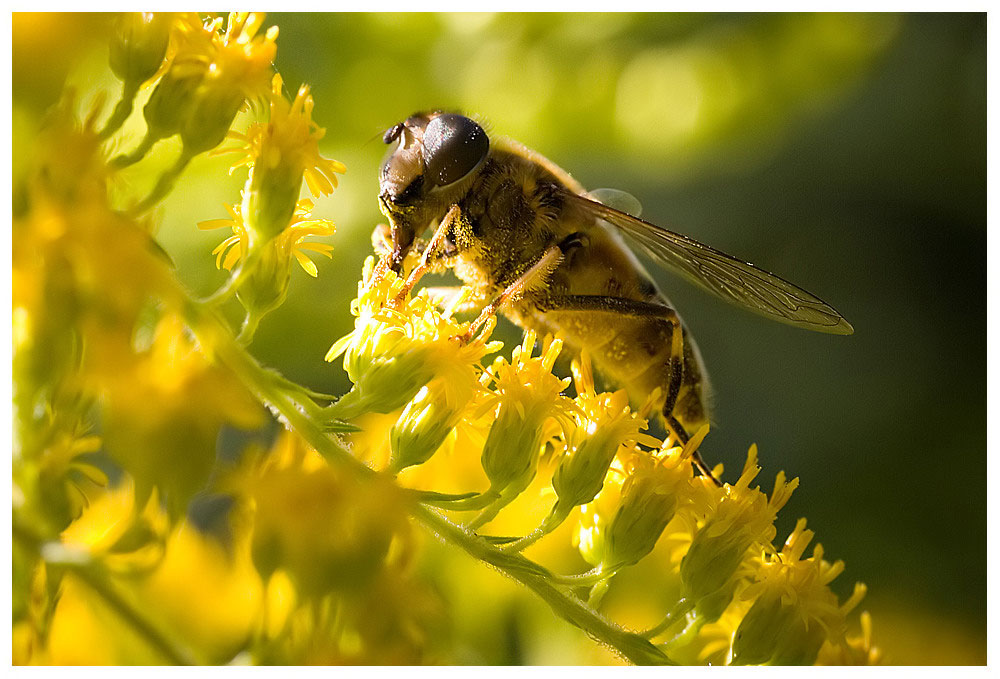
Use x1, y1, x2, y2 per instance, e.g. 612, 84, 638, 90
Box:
400, 204, 462, 294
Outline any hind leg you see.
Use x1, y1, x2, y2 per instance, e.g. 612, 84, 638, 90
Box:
538, 294, 720, 486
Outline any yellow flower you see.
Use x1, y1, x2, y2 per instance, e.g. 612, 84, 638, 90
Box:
199, 198, 335, 276
731, 518, 868, 665
237, 431, 414, 600
817, 611, 881, 665
600, 438, 702, 572
326, 257, 502, 420
98, 314, 265, 518
679, 445, 798, 611
182, 13, 278, 155
475, 331, 577, 505
138, 13, 278, 156
221, 73, 346, 241
552, 351, 661, 512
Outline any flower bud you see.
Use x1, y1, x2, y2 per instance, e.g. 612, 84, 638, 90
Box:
553, 399, 637, 509
109, 13, 172, 87
679, 517, 749, 601
731, 590, 798, 665
390, 380, 466, 472
142, 60, 206, 141
331, 342, 437, 421
769, 616, 826, 666
480, 399, 548, 496
326, 259, 500, 422
179, 81, 247, 156
235, 239, 292, 321
242, 162, 300, 243
693, 581, 736, 623
603, 457, 682, 569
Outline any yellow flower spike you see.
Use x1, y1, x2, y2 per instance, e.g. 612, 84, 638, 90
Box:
218, 73, 346, 242
679, 446, 798, 614
326, 258, 501, 421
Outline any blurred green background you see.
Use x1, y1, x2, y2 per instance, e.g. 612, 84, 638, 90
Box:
14, 12, 985, 663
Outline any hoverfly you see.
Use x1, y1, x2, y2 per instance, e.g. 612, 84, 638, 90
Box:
376, 111, 852, 483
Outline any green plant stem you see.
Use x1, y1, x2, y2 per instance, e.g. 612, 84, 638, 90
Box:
13, 519, 197, 665
642, 598, 694, 640
411, 504, 673, 665
550, 566, 609, 587
112, 132, 158, 169
182, 298, 673, 665
131, 149, 194, 214
502, 503, 571, 552
99, 81, 140, 139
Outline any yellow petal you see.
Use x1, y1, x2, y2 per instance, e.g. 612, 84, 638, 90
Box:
293, 250, 318, 277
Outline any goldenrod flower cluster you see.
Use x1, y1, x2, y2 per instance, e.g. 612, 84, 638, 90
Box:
13, 12, 878, 666
332, 260, 878, 665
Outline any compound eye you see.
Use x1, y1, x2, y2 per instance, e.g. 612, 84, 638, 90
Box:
422, 114, 489, 187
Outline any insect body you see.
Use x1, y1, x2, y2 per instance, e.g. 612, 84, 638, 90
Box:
376, 111, 852, 482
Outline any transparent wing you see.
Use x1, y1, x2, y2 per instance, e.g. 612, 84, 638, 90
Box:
585, 188, 643, 217
565, 192, 854, 335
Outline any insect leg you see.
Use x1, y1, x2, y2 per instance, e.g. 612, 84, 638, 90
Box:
398, 204, 463, 296
458, 246, 564, 342
540, 295, 685, 412
540, 294, 721, 487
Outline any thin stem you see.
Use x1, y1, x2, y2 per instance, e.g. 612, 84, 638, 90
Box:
550, 566, 609, 587
660, 612, 706, 653
112, 132, 158, 169
13, 520, 197, 665
131, 149, 194, 214
642, 598, 693, 640
99, 81, 140, 139
236, 312, 261, 346
502, 503, 571, 553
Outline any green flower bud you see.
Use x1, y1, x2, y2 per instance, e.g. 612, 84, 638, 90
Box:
332, 342, 437, 420
552, 427, 621, 510
731, 591, 798, 665
480, 400, 547, 495
242, 161, 300, 242
679, 518, 750, 602
694, 581, 736, 623
235, 239, 292, 320
603, 461, 680, 569
390, 380, 465, 472
109, 13, 171, 87
179, 80, 247, 156
769, 615, 826, 666
143, 60, 206, 141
